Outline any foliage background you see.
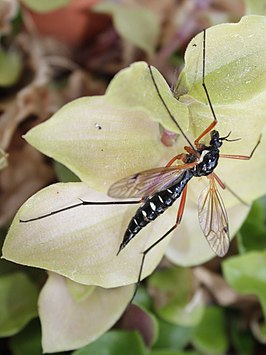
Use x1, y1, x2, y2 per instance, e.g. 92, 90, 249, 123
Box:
0, 0, 266, 354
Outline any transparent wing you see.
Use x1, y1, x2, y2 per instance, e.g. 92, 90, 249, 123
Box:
198, 176, 230, 257
108, 165, 188, 199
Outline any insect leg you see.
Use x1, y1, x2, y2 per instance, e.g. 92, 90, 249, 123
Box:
166, 146, 200, 167
166, 154, 187, 167
212, 172, 249, 206
20, 199, 141, 223
130, 184, 188, 303
147, 64, 195, 151
194, 29, 218, 147
212, 173, 225, 189
220, 134, 262, 160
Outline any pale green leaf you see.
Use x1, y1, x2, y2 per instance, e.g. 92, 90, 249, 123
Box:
2, 183, 175, 287
177, 16, 266, 149
24, 62, 187, 191
165, 191, 251, 266
39, 273, 134, 353
0, 272, 38, 337
0, 50, 21, 87
174, 16, 266, 213
66, 278, 95, 303
94, 2, 159, 54
4, 16, 266, 275
104, 62, 189, 133
20, 0, 70, 13
244, 0, 266, 15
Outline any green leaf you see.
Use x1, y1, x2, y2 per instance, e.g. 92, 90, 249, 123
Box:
192, 306, 228, 354
176, 16, 266, 204
244, 0, 266, 15
20, 0, 70, 13
2, 183, 174, 287
9, 319, 42, 355
238, 199, 266, 253
230, 312, 255, 355
0, 272, 38, 337
54, 161, 80, 182
39, 273, 135, 353
165, 15, 266, 267
0, 50, 21, 87
73, 330, 147, 355
166, 196, 251, 267
153, 318, 194, 351
133, 285, 153, 310
178, 15, 266, 105
94, 2, 159, 54
149, 266, 204, 327
4, 17, 266, 278
104, 63, 189, 135
151, 351, 200, 355
24, 62, 187, 190
223, 251, 266, 318
66, 278, 95, 303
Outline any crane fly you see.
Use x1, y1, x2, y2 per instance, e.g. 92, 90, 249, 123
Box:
20, 30, 261, 298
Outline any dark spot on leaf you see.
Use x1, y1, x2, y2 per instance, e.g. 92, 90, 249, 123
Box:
95, 123, 102, 130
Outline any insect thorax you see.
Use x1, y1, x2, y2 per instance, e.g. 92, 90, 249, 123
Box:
192, 130, 222, 177
193, 148, 220, 177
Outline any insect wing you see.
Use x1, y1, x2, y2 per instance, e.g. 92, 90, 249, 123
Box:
198, 178, 230, 257
108, 166, 188, 199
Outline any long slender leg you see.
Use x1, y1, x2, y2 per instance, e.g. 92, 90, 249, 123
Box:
147, 64, 195, 151
220, 154, 258, 160
220, 135, 262, 160
165, 153, 184, 168
194, 29, 218, 147
215, 135, 262, 207
212, 172, 249, 207
212, 173, 225, 189
130, 185, 188, 303
220, 134, 261, 160
20, 199, 141, 223
165, 148, 199, 165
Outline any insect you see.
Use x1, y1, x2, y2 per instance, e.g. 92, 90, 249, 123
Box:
20, 30, 261, 297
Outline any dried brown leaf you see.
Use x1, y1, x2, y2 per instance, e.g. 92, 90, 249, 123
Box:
0, 142, 54, 226
194, 266, 257, 307
0, 0, 18, 33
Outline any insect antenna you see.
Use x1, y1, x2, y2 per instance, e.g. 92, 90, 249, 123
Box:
220, 131, 241, 142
